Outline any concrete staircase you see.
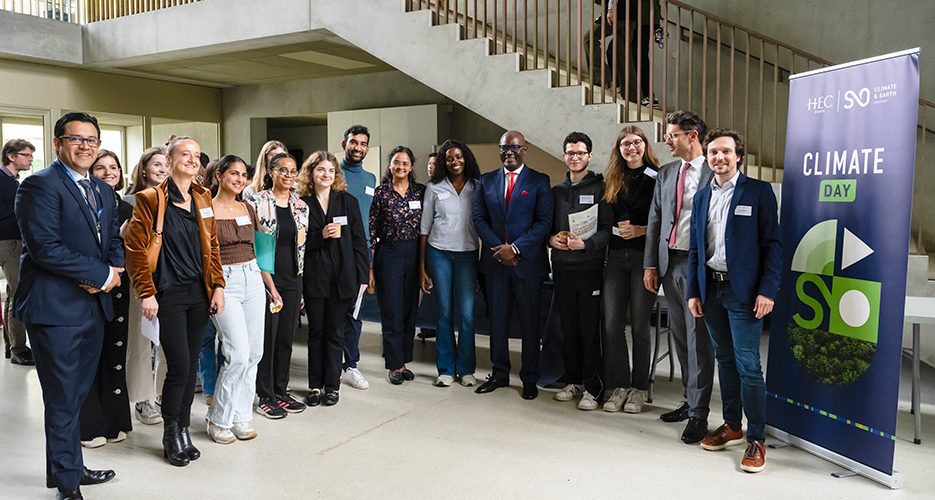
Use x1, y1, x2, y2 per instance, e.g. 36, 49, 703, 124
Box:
308, 0, 655, 167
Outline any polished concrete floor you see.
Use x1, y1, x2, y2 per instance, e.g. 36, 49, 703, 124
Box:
3, 322, 935, 499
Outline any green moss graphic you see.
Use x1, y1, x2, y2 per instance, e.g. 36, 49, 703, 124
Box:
787, 324, 875, 386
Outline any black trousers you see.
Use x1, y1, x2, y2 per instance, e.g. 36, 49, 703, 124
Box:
554, 269, 604, 398
305, 281, 352, 393
486, 268, 543, 385
257, 272, 302, 400
374, 240, 420, 371
28, 305, 104, 491
157, 281, 209, 427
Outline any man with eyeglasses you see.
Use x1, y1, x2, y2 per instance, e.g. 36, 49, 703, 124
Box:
548, 132, 613, 410
0, 138, 36, 365
14, 112, 123, 500
472, 130, 553, 400
644, 110, 716, 445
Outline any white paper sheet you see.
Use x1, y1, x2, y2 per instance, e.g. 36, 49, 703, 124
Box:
141, 316, 160, 346
568, 204, 599, 240
352, 284, 368, 320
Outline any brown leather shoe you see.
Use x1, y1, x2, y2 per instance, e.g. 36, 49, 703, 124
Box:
741, 441, 766, 473
701, 423, 744, 451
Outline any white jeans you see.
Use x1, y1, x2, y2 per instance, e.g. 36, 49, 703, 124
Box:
206, 260, 265, 427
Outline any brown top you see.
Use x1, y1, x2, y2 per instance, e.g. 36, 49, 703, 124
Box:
217, 202, 260, 265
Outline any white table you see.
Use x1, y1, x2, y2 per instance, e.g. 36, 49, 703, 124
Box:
903, 296, 935, 444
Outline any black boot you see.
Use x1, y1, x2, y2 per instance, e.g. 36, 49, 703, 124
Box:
178, 426, 201, 461
162, 420, 190, 467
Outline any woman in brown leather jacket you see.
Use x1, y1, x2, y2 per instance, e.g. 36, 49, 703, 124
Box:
124, 136, 225, 467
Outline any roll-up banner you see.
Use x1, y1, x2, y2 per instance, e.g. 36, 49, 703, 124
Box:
766, 48, 920, 489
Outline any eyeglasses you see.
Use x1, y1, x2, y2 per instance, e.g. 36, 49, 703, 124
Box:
15, 152, 34, 159
391, 160, 411, 167
58, 135, 101, 147
662, 131, 690, 142
563, 151, 589, 159
273, 167, 299, 177
499, 144, 525, 154
620, 139, 644, 149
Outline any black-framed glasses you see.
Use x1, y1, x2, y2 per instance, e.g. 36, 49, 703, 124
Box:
273, 167, 299, 177
58, 135, 101, 147
563, 151, 589, 159
499, 144, 525, 154
15, 152, 34, 159
621, 139, 645, 149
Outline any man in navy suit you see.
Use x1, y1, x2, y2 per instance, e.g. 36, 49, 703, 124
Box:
14, 113, 124, 500
472, 130, 553, 400
686, 129, 781, 473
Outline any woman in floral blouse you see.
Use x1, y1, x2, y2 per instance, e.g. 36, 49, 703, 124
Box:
369, 146, 425, 385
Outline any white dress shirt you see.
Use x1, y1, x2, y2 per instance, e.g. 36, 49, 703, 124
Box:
671, 154, 706, 251
503, 164, 525, 199
705, 170, 740, 272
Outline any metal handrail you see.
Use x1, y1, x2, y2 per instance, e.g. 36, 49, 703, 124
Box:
0, 0, 201, 22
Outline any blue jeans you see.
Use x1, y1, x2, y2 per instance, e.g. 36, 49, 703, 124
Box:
702, 280, 767, 443
425, 245, 477, 377
198, 319, 223, 397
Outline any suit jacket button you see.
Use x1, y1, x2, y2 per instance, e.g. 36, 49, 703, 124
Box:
117, 317, 124, 322
115, 341, 123, 347
97, 253, 102, 258
115, 364, 122, 370
116, 293, 122, 299
113, 389, 122, 395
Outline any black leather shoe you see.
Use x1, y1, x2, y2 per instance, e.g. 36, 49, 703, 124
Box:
10, 348, 34, 365
681, 417, 708, 444
323, 391, 339, 406
474, 376, 509, 394
388, 371, 404, 385
304, 390, 322, 407
47, 467, 115, 488
661, 401, 690, 422
57, 488, 83, 500
401, 368, 415, 381
178, 426, 200, 461
522, 383, 538, 400
162, 420, 190, 467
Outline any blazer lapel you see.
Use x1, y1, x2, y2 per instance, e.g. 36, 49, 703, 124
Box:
697, 187, 712, 258
699, 160, 714, 190
56, 162, 100, 244
728, 173, 748, 226
492, 168, 506, 214
510, 167, 530, 211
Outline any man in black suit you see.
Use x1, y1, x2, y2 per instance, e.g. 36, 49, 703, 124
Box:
472, 130, 553, 400
14, 113, 123, 500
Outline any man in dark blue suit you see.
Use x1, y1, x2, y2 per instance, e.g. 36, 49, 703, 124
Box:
472, 130, 553, 400
14, 113, 124, 500
686, 129, 781, 474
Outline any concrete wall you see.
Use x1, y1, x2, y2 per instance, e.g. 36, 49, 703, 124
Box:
0, 10, 81, 65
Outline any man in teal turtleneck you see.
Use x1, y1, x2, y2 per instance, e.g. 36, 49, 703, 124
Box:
339, 124, 376, 390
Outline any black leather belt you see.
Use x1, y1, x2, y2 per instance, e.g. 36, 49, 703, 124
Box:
669, 249, 689, 257
707, 268, 729, 282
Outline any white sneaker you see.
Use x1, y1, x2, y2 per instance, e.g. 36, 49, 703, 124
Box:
135, 400, 163, 425
460, 374, 477, 387
624, 388, 645, 413
554, 383, 584, 402
231, 421, 257, 440
80, 436, 106, 448
435, 374, 454, 387
106, 431, 127, 443
342, 367, 370, 390
578, 391, 599, 411
603, 388, 629, 412
207, 420, 236, 444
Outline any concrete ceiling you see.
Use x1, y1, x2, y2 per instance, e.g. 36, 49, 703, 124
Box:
115, 39, 394, 88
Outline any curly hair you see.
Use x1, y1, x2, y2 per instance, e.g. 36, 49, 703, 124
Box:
431, 140, 480, 185
296, 150, 346, 196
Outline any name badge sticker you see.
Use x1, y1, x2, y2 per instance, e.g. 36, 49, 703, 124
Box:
235, 215, 251, 226
579, 194, 594, 205
364, 186, 375, 196
199, 207, 214, 219
409, 200, 422, 210
333, 216, 348, 226
735, 205, 752, 217
612, 226, 623, 238
437, 191, 452, 201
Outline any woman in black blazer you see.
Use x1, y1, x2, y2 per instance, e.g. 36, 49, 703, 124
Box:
297, 151, 369, 407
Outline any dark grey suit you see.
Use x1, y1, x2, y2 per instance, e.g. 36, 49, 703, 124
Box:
644, 158, 715, 419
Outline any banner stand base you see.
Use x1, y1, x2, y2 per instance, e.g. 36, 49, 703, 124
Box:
767, 425, 904, 489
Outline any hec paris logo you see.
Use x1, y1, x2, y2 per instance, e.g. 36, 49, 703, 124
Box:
787, 220, 879, 385
806, 89, 871, 112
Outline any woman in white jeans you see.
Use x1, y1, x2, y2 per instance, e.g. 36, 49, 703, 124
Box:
204, 155, 266, 443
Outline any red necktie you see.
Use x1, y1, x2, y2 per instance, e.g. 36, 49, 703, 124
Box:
505, 172, 516, 211
668, 163, 690, 248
